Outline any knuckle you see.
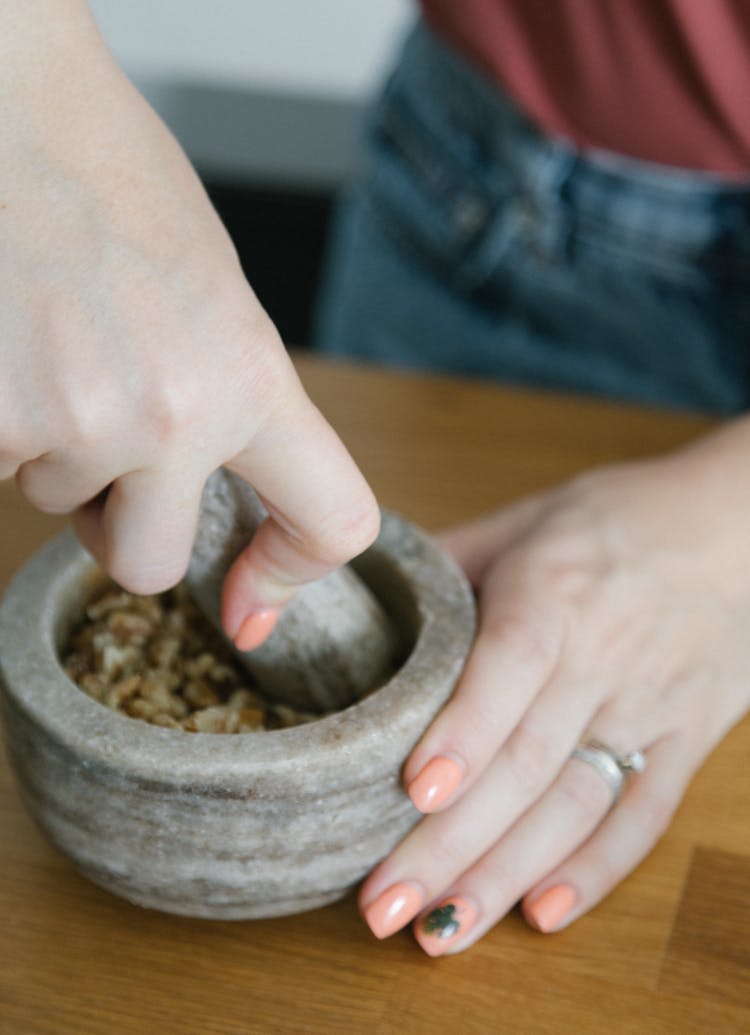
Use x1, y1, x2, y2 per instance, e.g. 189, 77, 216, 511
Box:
483, 613, 557, 677
524, 495, 607, 579
505, 723, 557, 797
425, 827, 471, 876
336, 498, 382, 555
137, 374, 202, 449
106, 553, 188, 597
461, 707, 494, 748
62, 403, 106, 453
14, 466, 44, 509
496, 615, 540, 664
305, 497, 381, 566
15, 463, 69, 514
26, 494, 73, 516
586, 843, 620, 887
47, 371, 124, 455
540, 559, 596, 602
557, 763, 612, 816
459, 691, 508, 747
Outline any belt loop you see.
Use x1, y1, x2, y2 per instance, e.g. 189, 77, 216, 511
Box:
518, 144, 578, 261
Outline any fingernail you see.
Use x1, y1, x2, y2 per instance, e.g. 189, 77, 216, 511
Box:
414, 897, 477, 957
525, 884, 577, 932
407, 756, 464, 812
363, 881, 423, 940
234, 609, 280, 652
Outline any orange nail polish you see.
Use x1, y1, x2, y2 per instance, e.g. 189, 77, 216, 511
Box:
363, 882, 423, 940
407, 756, 464, 812
414, 897, 477, 957
234, 609, 280, 652
525, 884, 577, 932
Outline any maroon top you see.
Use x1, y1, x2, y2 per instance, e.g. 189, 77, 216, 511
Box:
421, 0, 750, 176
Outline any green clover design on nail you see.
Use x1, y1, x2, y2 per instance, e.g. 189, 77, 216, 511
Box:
423, 904, 461, 939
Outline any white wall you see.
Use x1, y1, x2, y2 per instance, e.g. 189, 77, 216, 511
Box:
89, 0, 410, 98
87, 0, 412, 185
87, 0, 413, 187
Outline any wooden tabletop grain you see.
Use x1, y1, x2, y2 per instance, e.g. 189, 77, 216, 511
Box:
1, 355, 748, 1035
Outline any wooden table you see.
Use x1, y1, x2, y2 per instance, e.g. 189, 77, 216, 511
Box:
1, 355, 748, 1035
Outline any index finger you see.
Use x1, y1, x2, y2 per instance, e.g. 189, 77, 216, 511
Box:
402, 565, 565, 813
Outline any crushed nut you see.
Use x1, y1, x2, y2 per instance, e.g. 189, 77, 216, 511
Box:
62, 582, 327, 733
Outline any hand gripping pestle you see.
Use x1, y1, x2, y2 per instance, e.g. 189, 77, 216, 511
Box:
186, 469, 400, 713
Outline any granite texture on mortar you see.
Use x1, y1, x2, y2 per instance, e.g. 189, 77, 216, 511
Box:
0, 512, 475, 919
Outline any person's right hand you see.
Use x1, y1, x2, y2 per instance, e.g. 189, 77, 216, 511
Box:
1, 2, 379, 645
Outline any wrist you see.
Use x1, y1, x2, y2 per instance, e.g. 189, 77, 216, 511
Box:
1, 1, 109, 82
0, 1, 124, 146
666, 414, 750, 592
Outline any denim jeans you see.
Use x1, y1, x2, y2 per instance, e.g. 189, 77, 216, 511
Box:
313, 23, 750, 414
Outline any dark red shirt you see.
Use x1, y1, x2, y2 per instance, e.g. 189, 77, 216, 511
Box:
421, 0, 750, 176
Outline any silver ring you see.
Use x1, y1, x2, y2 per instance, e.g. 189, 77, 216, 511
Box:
571, 739, 647, 804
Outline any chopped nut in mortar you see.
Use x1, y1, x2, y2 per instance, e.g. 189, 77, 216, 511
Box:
62, 583, 327, 733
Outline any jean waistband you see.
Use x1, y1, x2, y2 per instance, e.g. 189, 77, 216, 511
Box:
398, 23, 750, 260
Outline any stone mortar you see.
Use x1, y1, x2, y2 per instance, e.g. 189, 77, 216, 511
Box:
0, 512, 475, 919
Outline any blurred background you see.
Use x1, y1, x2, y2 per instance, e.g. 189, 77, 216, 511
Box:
88, 0, 412, 346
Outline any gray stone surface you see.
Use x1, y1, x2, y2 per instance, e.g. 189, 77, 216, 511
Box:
187, 470, 400, 711
0, 513, 475, 919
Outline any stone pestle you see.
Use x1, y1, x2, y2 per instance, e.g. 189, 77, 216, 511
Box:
185, 468, 401, 713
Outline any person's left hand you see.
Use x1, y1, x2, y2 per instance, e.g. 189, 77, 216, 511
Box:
358, 418, 750, 955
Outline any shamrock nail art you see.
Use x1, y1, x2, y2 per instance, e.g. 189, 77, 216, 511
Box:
415, 897, 477, 957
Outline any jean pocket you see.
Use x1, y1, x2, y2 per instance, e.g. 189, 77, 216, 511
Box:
362, 79, 504, 282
